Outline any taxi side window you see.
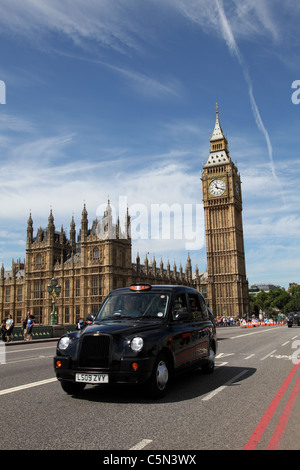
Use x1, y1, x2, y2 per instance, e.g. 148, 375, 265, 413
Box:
188, 293, 201, 320
188, 293, 208, 321
172, 294, 188, 320
199, 296, 209, 321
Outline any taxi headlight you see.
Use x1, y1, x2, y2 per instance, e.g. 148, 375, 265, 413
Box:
130, 337, 144, 352
58, 336, 71, 350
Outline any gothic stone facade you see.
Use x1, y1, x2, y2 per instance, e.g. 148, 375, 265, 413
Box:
0, 202, 206, 325
0, 107, 249, 325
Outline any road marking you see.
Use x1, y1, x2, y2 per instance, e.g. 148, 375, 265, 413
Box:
216, 362, 228, 367
261, 349, 277, 361
0, 378, 57, 396
216, 353, 234, 359
5, 355, 54, 365
202, 369, 249, 401
230, 327, 283, 340
129, 439, 153, 450
6, 345, 56, 354
244, 354, 255, 360
244, 362, 300, 450
266, 372, 300, 450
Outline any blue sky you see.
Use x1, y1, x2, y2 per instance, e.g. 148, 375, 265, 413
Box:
0, 0, 299, 289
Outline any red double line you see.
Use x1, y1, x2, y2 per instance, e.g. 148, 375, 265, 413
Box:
244, 362, 300, 450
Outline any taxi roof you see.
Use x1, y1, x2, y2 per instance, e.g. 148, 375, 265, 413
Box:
109, 284, 203, 296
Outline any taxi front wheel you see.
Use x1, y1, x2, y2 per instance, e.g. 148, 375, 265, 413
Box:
147, 353, 170, 399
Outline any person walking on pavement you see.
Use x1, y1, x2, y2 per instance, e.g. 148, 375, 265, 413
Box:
22, 317, 27, 340
26, 312, 35, 341
5, 314, 14, 342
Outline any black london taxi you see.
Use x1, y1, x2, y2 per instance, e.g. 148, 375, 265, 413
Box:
54, 284, 217, 398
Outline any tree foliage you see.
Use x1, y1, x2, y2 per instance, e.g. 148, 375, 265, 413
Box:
249, 285, 300, 317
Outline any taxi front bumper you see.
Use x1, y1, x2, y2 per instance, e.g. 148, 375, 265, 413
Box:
53, 355, 155, 385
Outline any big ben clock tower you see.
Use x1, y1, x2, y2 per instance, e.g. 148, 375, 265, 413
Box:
202, 105, 249, 318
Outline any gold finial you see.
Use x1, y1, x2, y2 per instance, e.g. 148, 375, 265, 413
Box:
216, 102, 219, 114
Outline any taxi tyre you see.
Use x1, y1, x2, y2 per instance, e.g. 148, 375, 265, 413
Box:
60, 379, 86, 395
202, 346, 215, 374
147, 352, 170, 399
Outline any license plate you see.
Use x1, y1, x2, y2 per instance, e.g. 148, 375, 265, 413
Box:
75, 373, 109, 384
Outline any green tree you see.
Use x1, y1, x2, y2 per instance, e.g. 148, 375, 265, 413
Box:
249, 286, 300, 317
284, 285, 300, 313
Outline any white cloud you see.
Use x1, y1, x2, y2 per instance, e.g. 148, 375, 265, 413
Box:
0, 1, 140, 52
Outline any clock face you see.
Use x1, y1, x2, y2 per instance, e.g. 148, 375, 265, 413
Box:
209, 179, 226, 196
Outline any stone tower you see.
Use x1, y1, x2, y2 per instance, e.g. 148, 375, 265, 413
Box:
201, 105, 249, 318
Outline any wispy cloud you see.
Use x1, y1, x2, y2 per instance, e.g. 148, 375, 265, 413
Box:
229, 0, 280, 42
214, 0, 285, 204
64, 52, 184, 99
0, 1, 142, 54
166, 0, 285, 203
166, 0, 280, 42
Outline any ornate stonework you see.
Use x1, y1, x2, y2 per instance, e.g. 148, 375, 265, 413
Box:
0, 106, 249, 324
1, 202, 205, 324
201, 105, 249, 317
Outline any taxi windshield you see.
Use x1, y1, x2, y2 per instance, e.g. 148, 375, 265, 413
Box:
96, 292, 170, 321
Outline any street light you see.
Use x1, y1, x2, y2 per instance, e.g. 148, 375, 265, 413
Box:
47, 277, 61, 325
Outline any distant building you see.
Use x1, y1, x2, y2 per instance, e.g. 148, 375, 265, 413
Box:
251, 284, 283, 293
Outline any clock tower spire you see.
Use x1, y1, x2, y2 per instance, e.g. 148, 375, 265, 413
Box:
207, 103, 231, 167
201, 105, 249, 318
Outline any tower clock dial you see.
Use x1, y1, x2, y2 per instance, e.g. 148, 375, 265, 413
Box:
208, 178, 226, 196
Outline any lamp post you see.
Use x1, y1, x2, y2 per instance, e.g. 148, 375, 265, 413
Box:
47, 277, 61, 325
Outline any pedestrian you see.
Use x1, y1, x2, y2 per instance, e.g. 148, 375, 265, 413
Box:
26, 313, 35, 341
77, 317, 86, 330
5, 314, 14, 342
22, 317, 27, 340
1, 319, 7, 342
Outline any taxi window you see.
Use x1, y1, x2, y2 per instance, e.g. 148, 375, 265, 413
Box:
97, 292, 170, 320
172, 293, 188, 320
199, 296, 209, 320
188, 293, 201, 319
188, 293, 208, 321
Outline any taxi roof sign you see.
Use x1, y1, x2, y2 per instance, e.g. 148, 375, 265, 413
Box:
130, 284, 152, 291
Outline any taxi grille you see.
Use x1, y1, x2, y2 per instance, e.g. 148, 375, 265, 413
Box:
78, 334, 111, 368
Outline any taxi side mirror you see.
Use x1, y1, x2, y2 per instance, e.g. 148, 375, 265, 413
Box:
174, 309, 190, 322
86, 313, 95, 323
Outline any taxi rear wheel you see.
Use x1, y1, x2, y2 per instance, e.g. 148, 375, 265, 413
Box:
202, 346, 215, 374
147, 353, 170, 399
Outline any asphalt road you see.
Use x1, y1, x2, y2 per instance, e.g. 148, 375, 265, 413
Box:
1, 325, 300, 452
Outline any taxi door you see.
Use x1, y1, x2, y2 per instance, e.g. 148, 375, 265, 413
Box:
169, 292, 197, 368
187, 292, 210, 360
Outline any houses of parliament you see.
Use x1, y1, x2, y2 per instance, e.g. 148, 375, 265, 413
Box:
0, 107, 249, 325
